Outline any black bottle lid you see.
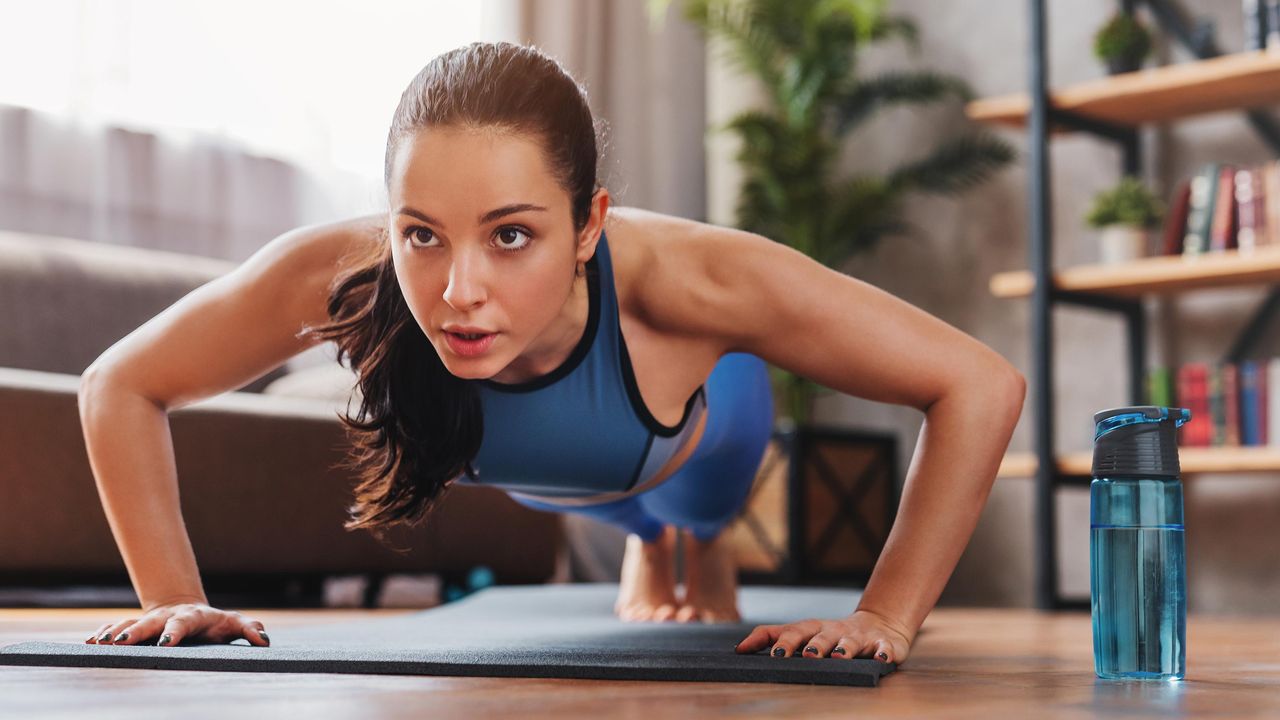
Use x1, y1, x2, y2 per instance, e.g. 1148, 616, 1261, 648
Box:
1092, 406, 1190, 479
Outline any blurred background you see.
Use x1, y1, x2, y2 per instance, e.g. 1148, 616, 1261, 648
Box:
2, 0, 1277, 616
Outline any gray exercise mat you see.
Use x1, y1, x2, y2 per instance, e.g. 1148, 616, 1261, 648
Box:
0, 583, 896, 687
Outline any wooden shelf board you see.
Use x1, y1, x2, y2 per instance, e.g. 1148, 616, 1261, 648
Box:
966, 50, 1280, 130
989, 246, 1280, 299
999, 446, 1280, 478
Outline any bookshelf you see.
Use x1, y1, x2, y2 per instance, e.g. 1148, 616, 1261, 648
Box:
967, 0, 1280, 611
966, 49, 1280, 130
998, 446, 1280, 479
989, 246, 1280, 298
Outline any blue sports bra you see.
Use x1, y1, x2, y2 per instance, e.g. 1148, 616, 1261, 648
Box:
457, 228, 707, 499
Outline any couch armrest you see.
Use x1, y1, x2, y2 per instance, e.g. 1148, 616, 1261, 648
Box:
0, 367, 561, 584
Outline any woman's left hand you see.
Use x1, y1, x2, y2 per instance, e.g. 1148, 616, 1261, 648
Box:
733, 609, 913, 664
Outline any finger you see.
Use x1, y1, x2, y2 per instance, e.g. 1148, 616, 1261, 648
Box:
674, 605, 699, 623
831, 635, 874, 660
107, 620, 141, 645
872, 639, 893, 663
801, 631, 843, 658
86, 623, 112, 644
241, 622, 270, 646
830, 636, 858, 659
157, 614, 193, 647
771, 623, 821, 658
734, 625, 780, 653
125, 614, 172, 645
96, 621, 130, 644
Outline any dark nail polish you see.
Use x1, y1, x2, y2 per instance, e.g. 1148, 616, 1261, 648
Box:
159, 634, 171, 646
772, 647, 785, 657
804, 645, 817, 655
99, 632, 112, 642
258, 630, 269, 642
833, 646, 846, 655
115, 632, 129, 643
878, 651, 889, 661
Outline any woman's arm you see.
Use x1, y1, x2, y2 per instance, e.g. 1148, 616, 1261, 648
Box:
639, 217, 1025, 658
78, 214, 381, 610
853, 373, 1023, 644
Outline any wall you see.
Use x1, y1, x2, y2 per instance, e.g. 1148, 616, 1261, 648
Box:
707, 0, 1280, 613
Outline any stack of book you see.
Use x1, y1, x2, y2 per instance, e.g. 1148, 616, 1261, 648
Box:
1158, 161, 1280, 257
1147, 359, 1280, 447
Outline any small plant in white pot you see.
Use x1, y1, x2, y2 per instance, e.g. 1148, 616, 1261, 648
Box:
1086, 176, 1164, 265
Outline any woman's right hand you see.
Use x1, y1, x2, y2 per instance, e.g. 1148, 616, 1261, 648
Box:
84, 600, 271, 648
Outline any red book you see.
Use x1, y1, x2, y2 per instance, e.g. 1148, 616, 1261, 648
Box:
1209, 166, 1238, 252
1163, 178, 1192, 256
1178, 363, 1211, 446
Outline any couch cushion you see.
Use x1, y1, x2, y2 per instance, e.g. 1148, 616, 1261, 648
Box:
0, 230, 289, 391
262, 362, 363, 412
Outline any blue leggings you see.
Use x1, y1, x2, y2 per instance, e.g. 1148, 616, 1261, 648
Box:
508, 352, 774, 542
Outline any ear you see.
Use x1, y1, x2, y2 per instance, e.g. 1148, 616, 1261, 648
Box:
576, 186, 611, 265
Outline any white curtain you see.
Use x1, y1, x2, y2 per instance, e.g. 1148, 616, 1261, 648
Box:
0, 0, 516, 261
517, 0, 708, 221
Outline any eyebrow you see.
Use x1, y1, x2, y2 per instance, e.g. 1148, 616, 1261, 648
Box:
396, 203, 549, 228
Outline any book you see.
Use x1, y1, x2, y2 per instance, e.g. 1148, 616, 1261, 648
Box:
1184, 164, 1220, 255
1266, 161, 1280, 247
1270, 358, 1280, 446
1235, 165, 1262, 252
1162, 179, 1192, 256
1223, 362, 1241, 446
1177, 362, 1211, 446
1148, 367, 1174, 406
1240, 360, 1263, 446
1254, 164, 1270, 247
1209, 165, 1238, 252
1261, 358, 1269, 445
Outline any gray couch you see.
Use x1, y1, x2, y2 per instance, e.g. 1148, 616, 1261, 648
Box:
0, 229, 562, 606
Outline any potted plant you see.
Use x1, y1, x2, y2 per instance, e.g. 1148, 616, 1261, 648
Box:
651, 0, 1017, 426
1093, 12, 1153, 74
1086, 176, 1164, 265
645, 0, 1016, 583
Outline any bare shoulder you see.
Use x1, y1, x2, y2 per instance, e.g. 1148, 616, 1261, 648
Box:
265, 212, 387, 327
603, 206, 766, 351
296, 212, 387, 280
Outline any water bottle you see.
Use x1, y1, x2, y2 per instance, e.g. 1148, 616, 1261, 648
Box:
1091, 406, 1190, 681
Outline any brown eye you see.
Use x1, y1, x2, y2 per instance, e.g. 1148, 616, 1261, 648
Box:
406, 227, 436, 246
495, 227, 533, 252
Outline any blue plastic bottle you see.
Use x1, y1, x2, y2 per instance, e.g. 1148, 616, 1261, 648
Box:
1090, 406, 1190, 681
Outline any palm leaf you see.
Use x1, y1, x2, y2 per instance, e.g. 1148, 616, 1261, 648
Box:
887, 131, 1018, 195
831, 70, 976, 134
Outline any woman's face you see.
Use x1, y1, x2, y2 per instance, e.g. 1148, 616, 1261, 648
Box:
387, 125, 605, 381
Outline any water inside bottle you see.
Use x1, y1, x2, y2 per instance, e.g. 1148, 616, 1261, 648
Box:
1090, 477, 1187, 680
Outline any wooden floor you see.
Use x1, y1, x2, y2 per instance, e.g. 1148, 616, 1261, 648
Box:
2, 605, 1278, 718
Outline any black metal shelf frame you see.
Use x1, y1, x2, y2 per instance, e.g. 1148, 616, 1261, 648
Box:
1025, 0, 1280, 610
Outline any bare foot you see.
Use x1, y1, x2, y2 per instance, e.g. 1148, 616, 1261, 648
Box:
675, 528, 741, 623
614, 525, 680, 622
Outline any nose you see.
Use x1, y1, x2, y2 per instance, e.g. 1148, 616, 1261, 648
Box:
442, 250, 487, 310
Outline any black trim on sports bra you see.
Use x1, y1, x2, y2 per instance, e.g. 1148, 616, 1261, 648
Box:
618, 326, 704, 438
478, 251, 601, 393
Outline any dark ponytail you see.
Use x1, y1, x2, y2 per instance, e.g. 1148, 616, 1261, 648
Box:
303, 42, 606, 550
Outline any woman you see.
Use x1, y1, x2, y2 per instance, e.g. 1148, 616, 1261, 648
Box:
81, 41, 1024, 666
